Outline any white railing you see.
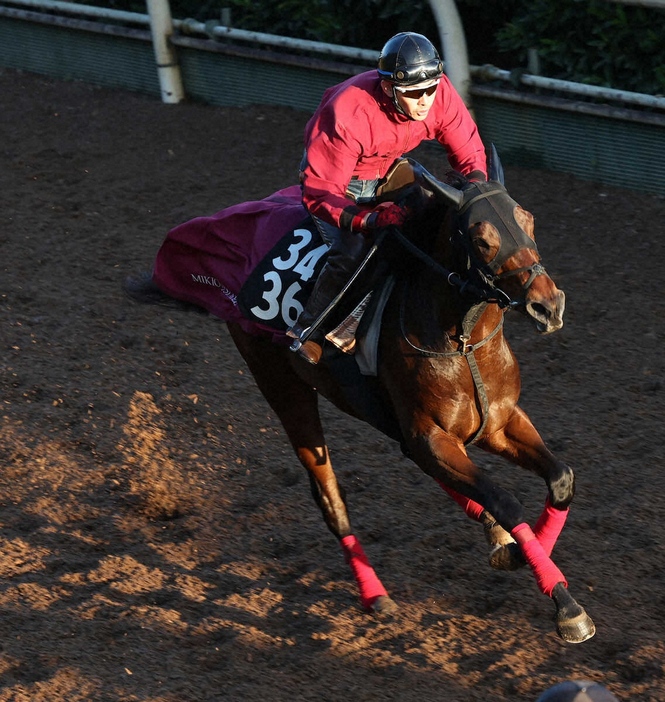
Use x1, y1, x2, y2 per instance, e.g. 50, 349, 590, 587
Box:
0, 0, 663, 112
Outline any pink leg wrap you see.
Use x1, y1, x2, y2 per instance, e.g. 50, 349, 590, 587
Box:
436, 480, 485, 522
341, 535, 387, 610
534, 497, 569, 556
512, 523, 567, 596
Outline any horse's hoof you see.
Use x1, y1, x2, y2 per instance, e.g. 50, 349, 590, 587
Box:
369, 595, 399, 617
488, 541, 527, 571
483, 516, 526, 571
556, 610, 596, 643
552, 582, 596, 643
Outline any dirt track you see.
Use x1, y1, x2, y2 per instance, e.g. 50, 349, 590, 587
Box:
1, 67, 664, 701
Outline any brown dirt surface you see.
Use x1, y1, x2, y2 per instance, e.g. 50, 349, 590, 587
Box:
1, 66, 664, 702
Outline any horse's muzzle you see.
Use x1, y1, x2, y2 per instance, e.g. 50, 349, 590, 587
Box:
526, 289, 565, 334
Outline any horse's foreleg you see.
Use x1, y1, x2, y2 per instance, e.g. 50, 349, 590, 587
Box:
410, 426, 527, 570
479, 405, 575, 556
478, 407, 595, 642
409, 428, 527, 529
510, 522, 594, 642
533, 497, 568, 557
409, 426, 594, 642
227, 325, 395, 615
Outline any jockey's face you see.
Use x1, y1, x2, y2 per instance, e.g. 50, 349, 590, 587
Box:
382, 79, 439, 121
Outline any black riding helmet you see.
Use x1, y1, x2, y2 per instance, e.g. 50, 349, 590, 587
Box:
378, 32, 443, 86
377, 32, 444, 117
536, 681, 619, 702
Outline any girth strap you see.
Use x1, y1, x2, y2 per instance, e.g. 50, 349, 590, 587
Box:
460, 302, 493, 445
464, 344, 491, 446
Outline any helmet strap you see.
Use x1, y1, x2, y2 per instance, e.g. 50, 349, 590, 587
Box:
391, 86, 409, 118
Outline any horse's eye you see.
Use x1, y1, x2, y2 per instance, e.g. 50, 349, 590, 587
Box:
474, 237, 491, 252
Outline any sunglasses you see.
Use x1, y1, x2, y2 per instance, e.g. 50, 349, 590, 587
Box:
395, 82, 439, 100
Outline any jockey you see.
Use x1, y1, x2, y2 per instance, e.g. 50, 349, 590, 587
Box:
536, 680, 619, 702
287, 31, 488, 364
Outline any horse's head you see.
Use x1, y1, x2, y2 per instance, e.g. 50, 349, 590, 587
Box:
418, 149, 566, 334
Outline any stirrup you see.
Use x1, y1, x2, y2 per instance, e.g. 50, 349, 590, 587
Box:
294, 340, 323, 365
287, 325, 323, 364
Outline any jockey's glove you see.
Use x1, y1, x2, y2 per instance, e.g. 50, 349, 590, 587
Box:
462, 170, 488, 191
467, 170, 487, 183
351, 202, 410, 234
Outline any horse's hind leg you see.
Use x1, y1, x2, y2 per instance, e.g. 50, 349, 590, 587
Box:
436, 480, 524, 571
226, 324, 397, 615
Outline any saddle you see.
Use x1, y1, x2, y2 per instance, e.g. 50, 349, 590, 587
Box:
152, 160, 422, 369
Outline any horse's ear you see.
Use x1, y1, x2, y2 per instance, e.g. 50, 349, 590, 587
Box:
488, 143, 505, 185
418, 169, 464, 209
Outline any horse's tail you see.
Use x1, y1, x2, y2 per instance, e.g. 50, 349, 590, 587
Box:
123, 271, 208, 314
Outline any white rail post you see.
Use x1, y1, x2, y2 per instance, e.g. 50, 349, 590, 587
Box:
146, 0, 185, 103
427, 0, 472, 109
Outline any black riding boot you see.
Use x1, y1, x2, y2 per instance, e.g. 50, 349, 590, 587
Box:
288, 235, 369, 364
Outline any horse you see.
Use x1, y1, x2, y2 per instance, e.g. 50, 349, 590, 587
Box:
124, 148, 595, 644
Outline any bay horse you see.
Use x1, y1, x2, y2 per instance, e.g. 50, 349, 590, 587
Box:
124, 149, 595, 644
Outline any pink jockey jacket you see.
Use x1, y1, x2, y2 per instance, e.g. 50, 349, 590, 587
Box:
300, 70, 487, 230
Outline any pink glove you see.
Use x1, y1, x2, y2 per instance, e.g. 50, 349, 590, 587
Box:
351, 202, 410, 233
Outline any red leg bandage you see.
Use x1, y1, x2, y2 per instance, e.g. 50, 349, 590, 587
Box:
341, 535, 388, 610
436, 480, 485, 522
534, 497, 569, 556
512, 523, 567, 596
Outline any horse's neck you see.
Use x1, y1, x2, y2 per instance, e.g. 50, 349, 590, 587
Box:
403, 280, 503, 360
404, 224, 504, 350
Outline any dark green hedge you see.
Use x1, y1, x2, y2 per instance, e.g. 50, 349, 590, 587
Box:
497, 0, 665, 95
91, 0, 664, 94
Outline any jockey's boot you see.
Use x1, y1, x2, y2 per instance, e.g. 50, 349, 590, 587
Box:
287, 244, 364, 365
286, 269, 338, 364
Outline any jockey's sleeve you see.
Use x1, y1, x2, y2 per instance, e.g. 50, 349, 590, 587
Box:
433, 74, 487, 178
300, 120, 369, 230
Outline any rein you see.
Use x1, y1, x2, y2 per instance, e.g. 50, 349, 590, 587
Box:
389, 227, 515, 307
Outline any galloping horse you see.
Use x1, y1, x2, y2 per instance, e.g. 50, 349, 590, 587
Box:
125, 149, 595, 644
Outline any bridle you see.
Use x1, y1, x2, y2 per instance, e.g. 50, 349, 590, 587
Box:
390, 204, 546, 311
447, 233, 547, 310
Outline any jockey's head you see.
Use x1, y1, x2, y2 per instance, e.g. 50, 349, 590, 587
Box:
535, 681, 619, 702
377, 32, 444, 121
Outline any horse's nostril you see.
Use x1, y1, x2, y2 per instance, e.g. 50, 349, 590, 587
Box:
528, 302, 549, 320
